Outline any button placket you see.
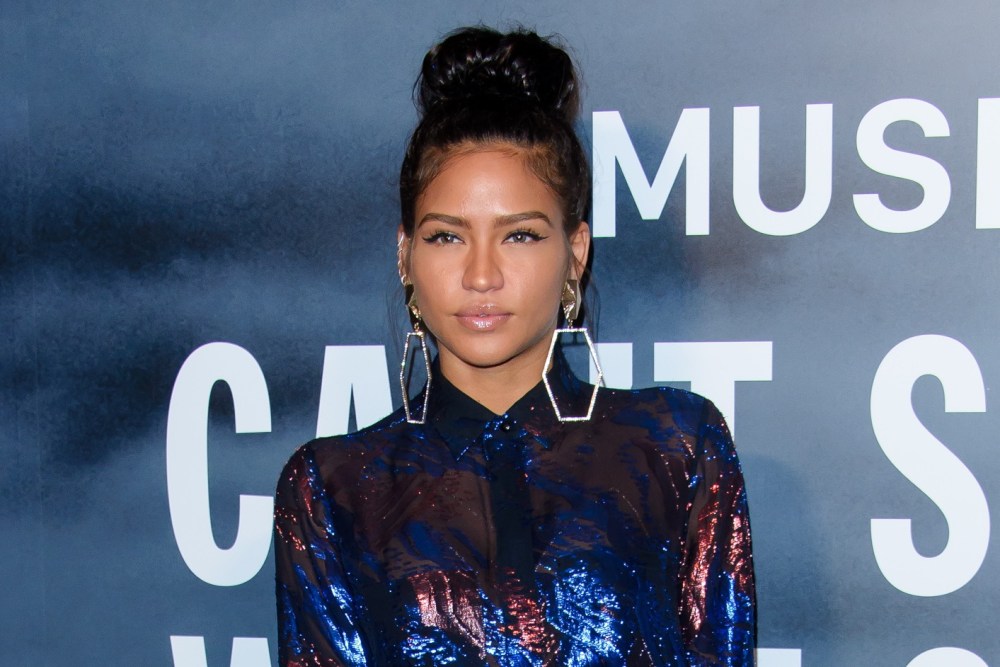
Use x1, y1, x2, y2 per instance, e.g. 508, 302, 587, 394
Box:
481, 415, 523, 462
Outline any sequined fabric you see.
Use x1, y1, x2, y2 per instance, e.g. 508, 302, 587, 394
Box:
275, 353, 756, 666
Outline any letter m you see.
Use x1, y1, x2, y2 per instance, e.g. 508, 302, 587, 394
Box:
592, 109, 710, 237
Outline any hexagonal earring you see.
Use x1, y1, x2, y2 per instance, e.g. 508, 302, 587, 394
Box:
400, 282, 431, 425
543, 279, 603, 422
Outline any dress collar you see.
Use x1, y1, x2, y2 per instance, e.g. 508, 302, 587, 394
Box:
424, 348, 593, 460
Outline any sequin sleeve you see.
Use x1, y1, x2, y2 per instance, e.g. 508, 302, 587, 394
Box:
274, 444, 370, 667
680, 398, 756, 665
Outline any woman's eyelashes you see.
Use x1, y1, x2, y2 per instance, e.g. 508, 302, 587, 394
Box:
422, 230, 461, 245
505, 228, 548, 243
420, 228, 549, 245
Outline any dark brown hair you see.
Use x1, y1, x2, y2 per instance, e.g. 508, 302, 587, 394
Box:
399, 26, 590, 237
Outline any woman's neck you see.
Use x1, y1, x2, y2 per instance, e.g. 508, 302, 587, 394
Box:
437, 345, 549, 415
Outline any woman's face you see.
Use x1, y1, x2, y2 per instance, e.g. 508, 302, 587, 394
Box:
401, 148, 590, 376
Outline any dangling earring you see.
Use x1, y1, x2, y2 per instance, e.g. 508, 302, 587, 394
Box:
400, 280, 432, 425
543, 278, 603, 422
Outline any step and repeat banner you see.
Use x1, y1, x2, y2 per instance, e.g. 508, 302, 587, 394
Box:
3, 1, 999, 665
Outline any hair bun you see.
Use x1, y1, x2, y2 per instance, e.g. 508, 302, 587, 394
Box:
417, 27, 579, 123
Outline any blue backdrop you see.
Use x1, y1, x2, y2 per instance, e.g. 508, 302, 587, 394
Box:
3, 2, 999, 665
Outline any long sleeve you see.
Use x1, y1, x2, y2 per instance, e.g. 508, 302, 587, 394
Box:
679, 399, 756, 666
274, 444, 370, 667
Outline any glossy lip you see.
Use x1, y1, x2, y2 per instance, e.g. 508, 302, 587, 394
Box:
455, 304, 511, 331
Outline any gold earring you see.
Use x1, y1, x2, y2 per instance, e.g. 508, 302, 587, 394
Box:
560, 278, 582, 326
405, 282, 422, 323
544, 279, 602, 422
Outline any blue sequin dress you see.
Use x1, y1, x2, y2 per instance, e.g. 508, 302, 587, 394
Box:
275, 353, 756, 666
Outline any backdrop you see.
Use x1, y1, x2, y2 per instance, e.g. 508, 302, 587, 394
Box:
3, 2, 999, 665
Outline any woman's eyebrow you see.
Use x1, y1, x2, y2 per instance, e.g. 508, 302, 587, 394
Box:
416, 213, 469, 229
495, 211, 553, 228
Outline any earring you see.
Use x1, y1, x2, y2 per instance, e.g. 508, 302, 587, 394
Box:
543, 279, 603, 422
561, 279, 582, 324
406, 282, 421, 325
400, 282, 431, 424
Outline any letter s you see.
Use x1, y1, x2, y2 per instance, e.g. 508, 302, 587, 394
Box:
870, 335, 989, 596
854, 98, 951, 233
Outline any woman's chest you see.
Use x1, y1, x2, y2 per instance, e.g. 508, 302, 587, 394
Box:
339, 440, 693, 665
348, 446, 689, 587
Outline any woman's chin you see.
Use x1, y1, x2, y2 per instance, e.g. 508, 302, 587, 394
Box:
437, 337, 550, 374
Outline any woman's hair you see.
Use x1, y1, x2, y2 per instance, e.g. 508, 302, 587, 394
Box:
399, 26, 590, 237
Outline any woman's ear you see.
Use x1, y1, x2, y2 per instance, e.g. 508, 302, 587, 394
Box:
396, 226, 410, 283
568, 221, 591, 280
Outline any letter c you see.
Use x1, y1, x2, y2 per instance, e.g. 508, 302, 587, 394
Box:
166, 343, 273, 586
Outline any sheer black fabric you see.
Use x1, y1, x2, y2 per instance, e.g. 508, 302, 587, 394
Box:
275, 353, 756, 666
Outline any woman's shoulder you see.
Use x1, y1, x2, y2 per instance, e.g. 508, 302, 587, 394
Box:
595, 387, 732, 449
595, 384, 726, 439
583, 384, 738, 471
276, 406, 412, 488
311, 405, 411, 452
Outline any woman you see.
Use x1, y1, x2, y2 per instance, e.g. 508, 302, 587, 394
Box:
275, 26, 755, 666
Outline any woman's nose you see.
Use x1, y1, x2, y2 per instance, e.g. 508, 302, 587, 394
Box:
462, 245, 504, 292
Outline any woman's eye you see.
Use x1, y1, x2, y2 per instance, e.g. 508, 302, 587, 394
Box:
506, 229, 547, 243
422, 231, 461, 244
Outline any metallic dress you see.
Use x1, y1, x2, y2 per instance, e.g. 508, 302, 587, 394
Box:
275, 352, 756, 666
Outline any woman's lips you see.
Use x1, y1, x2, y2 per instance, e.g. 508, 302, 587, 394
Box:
455, 309, 511, 331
